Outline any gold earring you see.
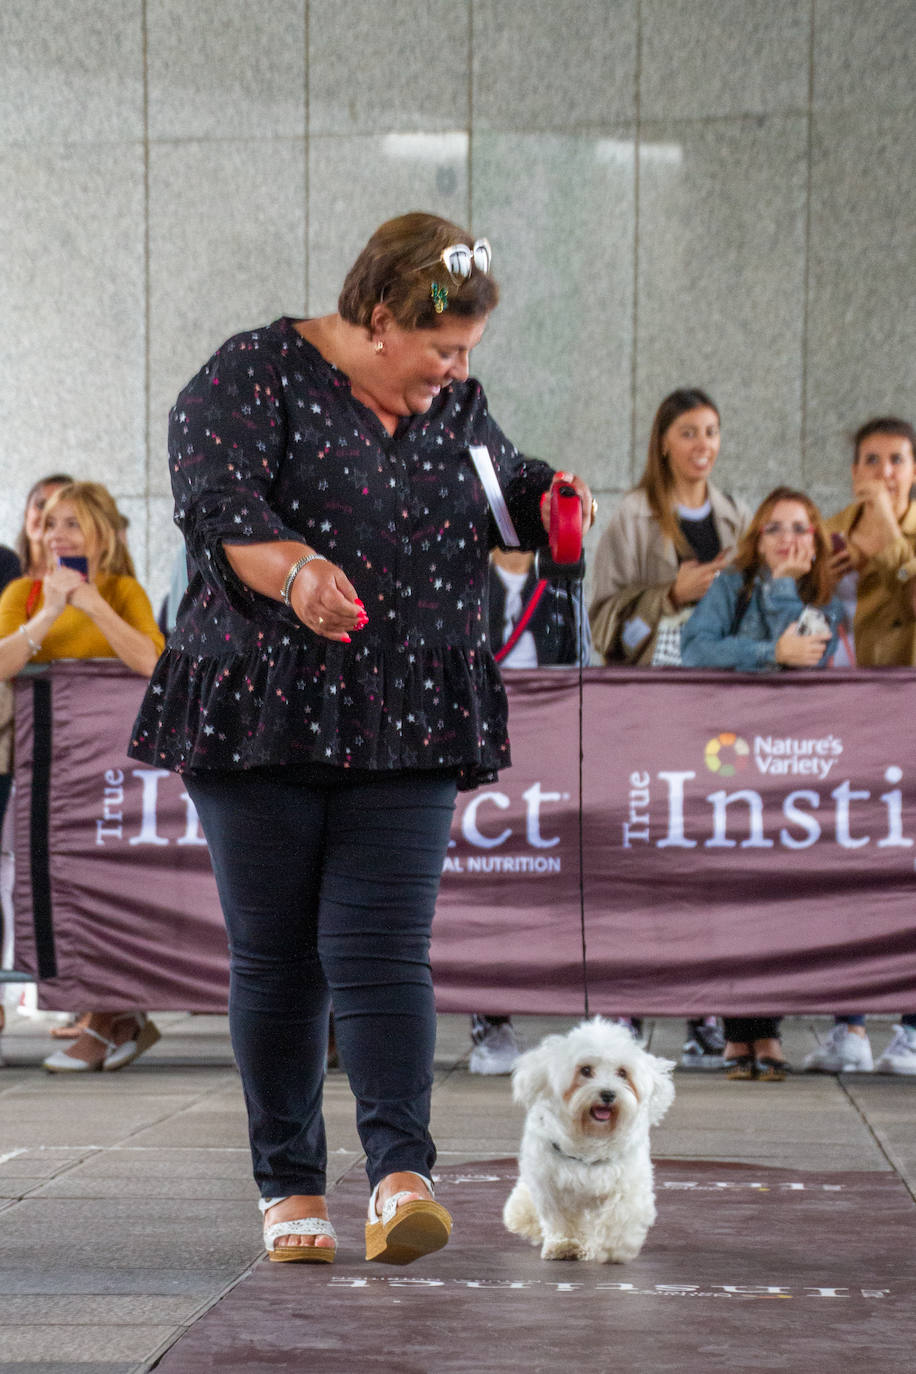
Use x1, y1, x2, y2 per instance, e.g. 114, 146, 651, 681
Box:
374, 340, 384, 354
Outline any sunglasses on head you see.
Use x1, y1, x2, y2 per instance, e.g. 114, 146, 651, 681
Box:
421, 238, 492, 283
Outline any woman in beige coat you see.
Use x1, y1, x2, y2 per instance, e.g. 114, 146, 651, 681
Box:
588, 388, 751, 1070
589, 388, 750, 666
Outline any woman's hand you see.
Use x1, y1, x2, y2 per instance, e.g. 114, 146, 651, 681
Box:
775, 623, 831, 667
222, 542, 367, 642
848, 478, 900, 560
0, 565, 86, 680
826, 541, 855, 584
67, 578, 108, 617
41, 564, 87, 616
59, 576, 161, 676
539, 471, 595, 536
670, 552, 729, 608
289, 559, 366, 642
768, 537, 815, 582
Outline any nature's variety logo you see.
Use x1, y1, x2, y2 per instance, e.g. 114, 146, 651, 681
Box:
704, 732, 750, 778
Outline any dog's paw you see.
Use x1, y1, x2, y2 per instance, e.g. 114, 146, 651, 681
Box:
503, 1182, 543, 1243
541, 1236, 582, 1261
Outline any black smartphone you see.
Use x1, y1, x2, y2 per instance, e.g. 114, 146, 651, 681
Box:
58, 555, 89, 575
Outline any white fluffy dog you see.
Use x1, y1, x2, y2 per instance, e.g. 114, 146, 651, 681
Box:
502, 1017, 675, 1263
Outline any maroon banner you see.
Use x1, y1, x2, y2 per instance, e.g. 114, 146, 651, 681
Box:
11, 662, 916, 1014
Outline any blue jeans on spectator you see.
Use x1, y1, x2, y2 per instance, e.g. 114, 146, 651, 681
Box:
837, 1014, 916, 1029
186, 765, 457, 1201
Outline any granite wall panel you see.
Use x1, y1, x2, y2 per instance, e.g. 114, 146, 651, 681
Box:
0, 0, 913, 612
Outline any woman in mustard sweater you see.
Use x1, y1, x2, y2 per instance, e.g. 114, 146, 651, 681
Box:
0, 481, 165, 1072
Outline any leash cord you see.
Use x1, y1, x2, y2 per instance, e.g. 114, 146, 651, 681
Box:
574, 577, 589, 1018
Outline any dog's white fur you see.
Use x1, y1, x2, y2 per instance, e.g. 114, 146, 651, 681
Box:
502, 1017, 676, 1262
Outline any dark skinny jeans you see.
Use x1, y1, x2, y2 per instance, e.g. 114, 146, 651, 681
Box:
186, 765, 457, 1201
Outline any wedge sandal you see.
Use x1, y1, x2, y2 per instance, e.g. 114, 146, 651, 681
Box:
103, 1014, 161, 1072
259, 1197, 337, 1264
365, 1172, 452, 1264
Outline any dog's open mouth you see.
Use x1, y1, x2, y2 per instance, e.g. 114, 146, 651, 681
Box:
589, 1105, 613, 1122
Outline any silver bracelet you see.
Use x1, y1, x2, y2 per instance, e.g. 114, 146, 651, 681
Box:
19, 623, 42, 656
280, 552, 326, 606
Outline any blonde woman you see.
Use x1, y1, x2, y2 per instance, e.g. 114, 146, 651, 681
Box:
0, 481, 165, 1072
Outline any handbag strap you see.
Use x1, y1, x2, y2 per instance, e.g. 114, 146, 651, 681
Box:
728, 572, 755, 637
24, 578, 43, 619
494, 579, 549, 663
835, 622, 856, 666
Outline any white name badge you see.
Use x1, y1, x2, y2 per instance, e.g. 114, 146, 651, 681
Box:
468, 445, 521, 547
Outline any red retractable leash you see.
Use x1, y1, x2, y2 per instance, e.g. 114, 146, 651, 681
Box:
535, 476, 591, 1016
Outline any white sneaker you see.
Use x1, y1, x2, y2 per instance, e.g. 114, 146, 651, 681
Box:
803, 1023, 873, 1073
874, 1025, 916, 1075
468, 1023, 521, 1075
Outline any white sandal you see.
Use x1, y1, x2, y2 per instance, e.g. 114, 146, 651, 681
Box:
43, 1025, 114, 1073
259, 1196, 337, 1264
365, 1172, 451, 1264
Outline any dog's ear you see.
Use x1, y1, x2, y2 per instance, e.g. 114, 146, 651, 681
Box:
646, 1054, 676, 1125
510, 1037, 561, 1107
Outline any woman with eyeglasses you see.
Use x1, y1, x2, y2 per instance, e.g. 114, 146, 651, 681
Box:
680, 487, 842, 1080
680, 486, 843, 672
128, 212, 593, 1264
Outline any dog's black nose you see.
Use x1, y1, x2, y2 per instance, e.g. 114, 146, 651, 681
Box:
599, 1090, 616, 1105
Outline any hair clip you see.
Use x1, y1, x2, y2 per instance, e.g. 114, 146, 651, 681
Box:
430, 282, 449, 314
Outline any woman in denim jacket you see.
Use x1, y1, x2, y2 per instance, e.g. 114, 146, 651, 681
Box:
680, 485, 844, 1080
681, 486, 843, 673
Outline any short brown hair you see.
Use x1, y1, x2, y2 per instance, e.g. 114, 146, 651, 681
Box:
734, 486, 834, 606
853, 416, 916, 461
338, 211, 499, 331
42, 481, 136, 577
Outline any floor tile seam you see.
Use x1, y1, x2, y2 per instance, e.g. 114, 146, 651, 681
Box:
838, 1077, 915, 1178
85, 1068, 249, 1148
841, 1085, 916, 1201
0, 1074, 251, 1199
1, 1143, 107, 1202
121, 1235, 283, 1374
432, 1055, 472, 1089
0, 1318, 185, 1332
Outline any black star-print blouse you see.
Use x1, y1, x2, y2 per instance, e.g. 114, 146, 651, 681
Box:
128, 318, 554, 788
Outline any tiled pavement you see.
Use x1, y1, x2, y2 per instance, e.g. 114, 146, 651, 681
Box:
0, 1008, 913, 1373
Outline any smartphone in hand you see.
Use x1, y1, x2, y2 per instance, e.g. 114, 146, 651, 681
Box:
795, 605, 830, 637
58, 555, 89, 575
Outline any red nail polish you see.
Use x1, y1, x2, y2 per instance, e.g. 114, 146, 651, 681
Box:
341, 634, 351, 644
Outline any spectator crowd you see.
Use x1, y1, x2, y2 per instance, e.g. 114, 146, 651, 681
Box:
2, 397, 915, 1082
